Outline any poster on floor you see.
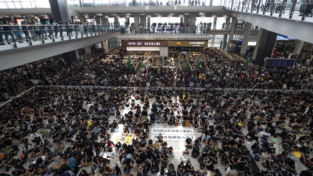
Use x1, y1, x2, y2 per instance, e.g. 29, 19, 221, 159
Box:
151, 134, 196, 141
151, 128, 194, 134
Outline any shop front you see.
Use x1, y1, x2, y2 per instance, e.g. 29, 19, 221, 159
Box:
168, 41, 208, 61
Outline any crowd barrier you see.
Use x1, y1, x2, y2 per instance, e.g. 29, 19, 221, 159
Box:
35, 85, 313, 93
0, 86, 36, 108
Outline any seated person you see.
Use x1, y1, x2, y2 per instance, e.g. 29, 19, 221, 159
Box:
122, 127, 129, 136
181, 148, 190, 163
185, 138, 193, 149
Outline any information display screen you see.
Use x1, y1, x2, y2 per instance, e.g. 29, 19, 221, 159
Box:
265, 59, 295, 67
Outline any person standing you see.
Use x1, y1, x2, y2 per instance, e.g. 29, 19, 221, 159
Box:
10, 18, 23, 43
290, 0, 297, 15
1, 20, 14, 44
53, 20, 59, 38
21, 19, 29, 42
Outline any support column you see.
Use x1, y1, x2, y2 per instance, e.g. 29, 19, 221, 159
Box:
134, 15, 140, 27
102, 18, 108, 25
180, 17, 184, 25
103, 40, 109, 54
184, 16, 189, 25
79, 16, 86, 23
189, 14, 196, 26
126, 17, 130, 26
75, 50, 80, 60
96, 16, 101, 24
226, 17, 237, 50
140, 15, 146, 27
222, 34, 228, 50
252, 28, 277, 66
49, 0, 69, 23
147, 17, 151, 28
240, 22, 252, 56
85, 46, 91, 55
225, 16, 231, 30
213, 17, 217, 30
293, 40, 304, 55
114, 17, 119, 26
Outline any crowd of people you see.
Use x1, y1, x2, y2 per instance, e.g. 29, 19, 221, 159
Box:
1, 80, 313, 176
1, 48, 312, 103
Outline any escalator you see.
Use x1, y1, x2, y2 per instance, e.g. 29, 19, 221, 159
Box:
179, 60, 193, 71
135, 61, 148, 73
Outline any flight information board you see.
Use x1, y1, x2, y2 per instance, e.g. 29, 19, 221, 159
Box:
264, 59, 295, 67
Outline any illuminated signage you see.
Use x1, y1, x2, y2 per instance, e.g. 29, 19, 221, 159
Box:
144, 42, 161, 46
189, 42, 205, 45
176, 42, 181, 45
127, 42, 136, 45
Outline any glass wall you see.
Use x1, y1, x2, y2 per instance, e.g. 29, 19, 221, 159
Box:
150, 17, 180, 26
0, 0, 50, 8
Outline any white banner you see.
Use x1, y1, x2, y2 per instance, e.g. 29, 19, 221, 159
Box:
151, 134, 196, 141
151, 128, 194, 134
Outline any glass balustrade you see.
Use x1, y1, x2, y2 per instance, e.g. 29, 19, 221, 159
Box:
68, 0, 226, 8
0, 25, 120, 49
225, 0, 313, 20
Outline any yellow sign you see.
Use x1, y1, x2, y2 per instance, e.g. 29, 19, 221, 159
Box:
168, 41, 208, 47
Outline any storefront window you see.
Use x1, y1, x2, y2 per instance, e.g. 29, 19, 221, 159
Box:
68, 0, 80, 8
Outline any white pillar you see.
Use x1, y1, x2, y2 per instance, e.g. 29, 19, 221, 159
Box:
240, 22, 252, 56
184, 15, 189, 25
140, 15, 146, 27
103, 40, 109, 54
85, 46, 91, 54
226, 17, 237, 50
134, 15, 140, 27
252, 28, 264, 61
189, 14, 196, 26
222, 34, 228, 50
293, 40, 304, 55
75, 50, 80, 60
213, 17, 217, 30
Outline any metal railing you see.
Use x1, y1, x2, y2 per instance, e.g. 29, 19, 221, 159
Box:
68, 0, 226, 8
0, 24, 121, 48
119, 25, 233, 36
224, 0, 313, 20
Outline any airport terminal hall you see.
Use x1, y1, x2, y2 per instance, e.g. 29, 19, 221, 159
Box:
1, 0, 313, 176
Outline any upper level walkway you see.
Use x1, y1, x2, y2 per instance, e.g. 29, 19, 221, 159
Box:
0, 25, 119, 70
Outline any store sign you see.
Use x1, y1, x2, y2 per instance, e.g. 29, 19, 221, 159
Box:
168, 41, 208, 47
122, 40, 168, 47
144, 42, 161, 46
